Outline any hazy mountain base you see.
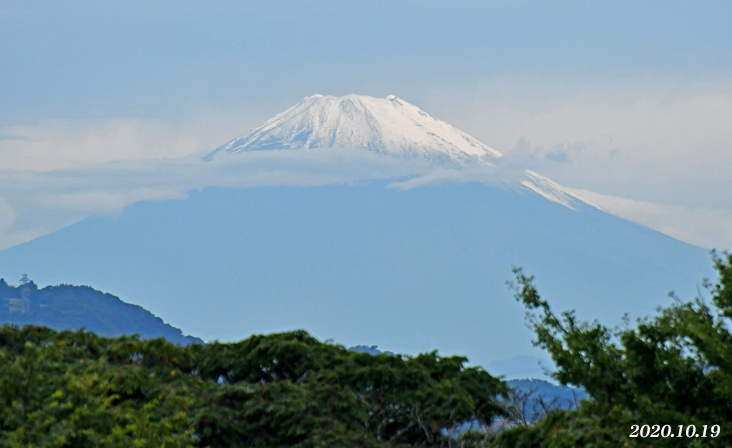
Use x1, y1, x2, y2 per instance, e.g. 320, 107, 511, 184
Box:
0, 183, 714, 364
486, 355, 555, 381
0, 280, 201, 345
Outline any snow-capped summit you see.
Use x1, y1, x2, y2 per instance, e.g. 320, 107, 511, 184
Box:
204, 94, 502, 165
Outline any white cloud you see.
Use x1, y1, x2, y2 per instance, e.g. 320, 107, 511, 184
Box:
435, 77, 732, 210
567, 188, 732, 251
0, 114, 262, 172
1, 146, 731, 252
386, 165, 514, 191
0, 149, 434, 250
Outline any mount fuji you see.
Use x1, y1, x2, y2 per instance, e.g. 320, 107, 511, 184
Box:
204, 94, 501, 165
203, 94, 580, 209
0, 94, 715, 370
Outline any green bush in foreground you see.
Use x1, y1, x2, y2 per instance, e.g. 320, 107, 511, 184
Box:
0, 327, 507, 447
498, 251, 732, 448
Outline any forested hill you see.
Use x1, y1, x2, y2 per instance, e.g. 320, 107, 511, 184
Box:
0, 279, 201, 345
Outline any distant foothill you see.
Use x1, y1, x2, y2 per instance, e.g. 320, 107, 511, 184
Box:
0, 276, 201, 345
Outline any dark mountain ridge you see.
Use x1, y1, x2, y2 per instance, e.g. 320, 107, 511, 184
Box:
0, 278, 201, 345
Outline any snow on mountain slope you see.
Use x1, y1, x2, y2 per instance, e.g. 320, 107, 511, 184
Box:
204, 94, 502, 165
521, 170, 586, 210
203, 93, 594, 212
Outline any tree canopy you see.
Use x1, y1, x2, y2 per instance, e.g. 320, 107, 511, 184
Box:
497, 251, 732, 447
0, 327, 506, 447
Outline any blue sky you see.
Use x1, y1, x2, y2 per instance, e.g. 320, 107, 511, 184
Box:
3, 0, 731, 122
1, 0, 732, 249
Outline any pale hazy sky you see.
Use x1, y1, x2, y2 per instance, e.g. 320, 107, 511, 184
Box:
1, 0, 732, 250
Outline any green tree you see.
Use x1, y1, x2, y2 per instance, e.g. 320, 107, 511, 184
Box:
193, 330, 507, 447
0, 326, 507, 447
496, 252, 732, 447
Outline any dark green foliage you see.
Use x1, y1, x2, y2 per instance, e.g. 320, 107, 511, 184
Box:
192, 331, 508, 447
0, 326, 197, 447
0, 327, 507, 447
0, 280, 201, 345
499, 252, 732, 447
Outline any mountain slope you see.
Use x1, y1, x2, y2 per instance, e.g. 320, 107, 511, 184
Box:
0, 279, 201, 345
0, 183, 713, 366
204, 94, 501, 165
